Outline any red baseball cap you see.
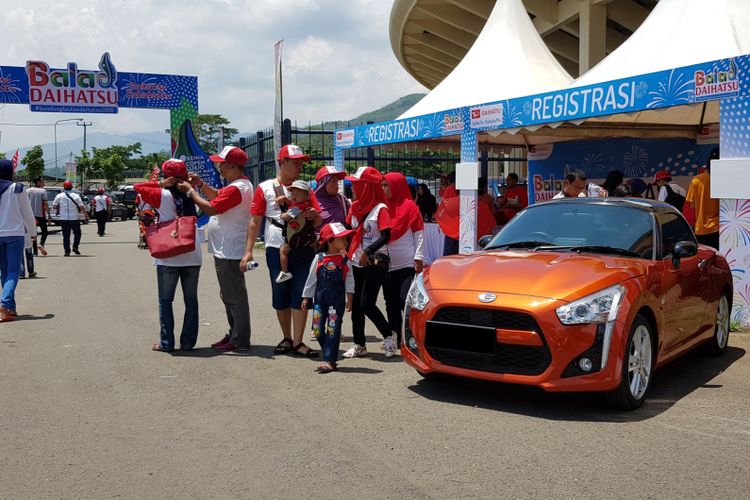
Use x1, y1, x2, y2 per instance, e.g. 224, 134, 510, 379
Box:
345, 166, 383, 184
162, 158, 188, 179
319, 222, 354, 243
63, 180, 73, 189
97, 187, 105, 194
277, 144, 310, 162
654, 170, 672, 182
315, 165, 346, 184
210, 146, 248, 166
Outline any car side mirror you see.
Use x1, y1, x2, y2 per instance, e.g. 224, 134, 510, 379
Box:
672, 240, 698, 268
478, 235, 493, 249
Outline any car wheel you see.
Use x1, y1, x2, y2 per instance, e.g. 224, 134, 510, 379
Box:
706, 294, 730, 356
605, 314, 654, 411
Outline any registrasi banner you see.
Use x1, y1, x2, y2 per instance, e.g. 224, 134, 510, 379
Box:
333, 55, 745, 149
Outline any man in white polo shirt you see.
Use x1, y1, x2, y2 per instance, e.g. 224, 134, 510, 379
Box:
52, 181, 88, 256
179, 145, 254, 352
241, 144, 323, 358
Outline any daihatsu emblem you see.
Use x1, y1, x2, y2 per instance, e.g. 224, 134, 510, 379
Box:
478, 293, 496, 303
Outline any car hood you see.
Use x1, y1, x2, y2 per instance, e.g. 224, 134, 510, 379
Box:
425, 250, 648, 302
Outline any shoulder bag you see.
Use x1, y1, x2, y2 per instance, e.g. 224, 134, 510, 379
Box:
146, 192, 197, 259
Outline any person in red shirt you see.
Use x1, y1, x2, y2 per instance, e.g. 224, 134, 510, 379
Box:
496, 173, 528, 224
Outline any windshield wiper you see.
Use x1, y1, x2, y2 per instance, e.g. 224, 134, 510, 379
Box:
485, 240, 553, 250
535, 245, 642, 258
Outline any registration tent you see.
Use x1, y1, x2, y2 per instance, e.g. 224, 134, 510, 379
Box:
334, 0, 750, 324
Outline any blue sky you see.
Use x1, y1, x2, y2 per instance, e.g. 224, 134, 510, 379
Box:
0, 0, 425, 153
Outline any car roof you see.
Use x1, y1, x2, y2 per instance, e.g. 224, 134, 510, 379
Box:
536, 197, 676, 213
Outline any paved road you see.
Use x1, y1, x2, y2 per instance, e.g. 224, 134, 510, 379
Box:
1, 221, 749, 499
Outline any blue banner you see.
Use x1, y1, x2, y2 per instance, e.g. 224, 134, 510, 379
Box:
0, 52, 197, 113
333, 55, 744, 150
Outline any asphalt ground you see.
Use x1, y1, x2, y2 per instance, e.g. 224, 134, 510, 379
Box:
1, 220, 749, 499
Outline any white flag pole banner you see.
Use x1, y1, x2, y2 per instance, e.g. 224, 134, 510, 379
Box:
274, 40, 284, 171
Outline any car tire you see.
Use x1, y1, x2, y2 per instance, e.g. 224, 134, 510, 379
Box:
706, 294, 730, 357
605, 314, 655, 411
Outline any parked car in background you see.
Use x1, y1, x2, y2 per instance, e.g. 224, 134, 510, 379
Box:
403, 198, 732, 410
86, 192, 129, 221
46, 187, 88, 225
120, 188, 137, 219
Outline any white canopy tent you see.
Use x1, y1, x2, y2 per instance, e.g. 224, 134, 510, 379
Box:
398, 0, 573, 121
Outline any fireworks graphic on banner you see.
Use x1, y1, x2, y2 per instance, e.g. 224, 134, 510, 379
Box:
623, 145, 648, 176
120, 73, 159, 108
504, 100, 523, 127
732, 283, 750, 324
420, 115, 441, 139
720, 200, 750, 247
582, 152, 607, 174
0, 67, 22, 103
723, 248, 747, 285
646, 69, 693, 109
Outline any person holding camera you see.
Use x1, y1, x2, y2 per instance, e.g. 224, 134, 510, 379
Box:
343, 166, 393, 359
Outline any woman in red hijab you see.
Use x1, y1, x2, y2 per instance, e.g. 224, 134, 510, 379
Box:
383, 173, 424, 349
343, 166, 393, 359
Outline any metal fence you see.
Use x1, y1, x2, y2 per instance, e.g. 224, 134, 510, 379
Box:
240, 119, 528, 196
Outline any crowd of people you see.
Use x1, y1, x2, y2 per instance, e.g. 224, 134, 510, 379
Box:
129, 144, 424, 373
551, 147, 720, 249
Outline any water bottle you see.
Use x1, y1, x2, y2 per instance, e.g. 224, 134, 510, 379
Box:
246, 261, 259, 271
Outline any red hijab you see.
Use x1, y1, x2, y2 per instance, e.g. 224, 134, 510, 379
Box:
346, 168, 388, 257
385, 172, 423, 240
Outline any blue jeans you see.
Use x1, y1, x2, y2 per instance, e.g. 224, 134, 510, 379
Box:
156, 265, 200, 350
0, 236, 24, 311
20, 248, 34, 277
266, 246, 315, 310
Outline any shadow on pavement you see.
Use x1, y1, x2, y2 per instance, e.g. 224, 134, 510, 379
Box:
13, 313, 55, 321
406, 345, 745, 422
335, 366, 383, 374
171, 344, 277, 359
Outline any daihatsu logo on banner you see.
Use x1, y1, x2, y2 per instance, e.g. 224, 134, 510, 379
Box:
470, 103, 503, 129
335, 129, 355, 147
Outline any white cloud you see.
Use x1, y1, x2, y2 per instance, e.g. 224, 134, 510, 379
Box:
0, 0, 427, 154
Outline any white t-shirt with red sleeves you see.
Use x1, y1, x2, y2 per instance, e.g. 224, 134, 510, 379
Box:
206, 178, 253, 260
251, 179, 321, 249
350, 203, 391, 268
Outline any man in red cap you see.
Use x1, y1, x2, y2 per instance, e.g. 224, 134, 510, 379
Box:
92, 187, 111, 237
241, 144, 323, 358
654, 170, 686, 210
52, 181, 88, 256
177, 145, 254, 352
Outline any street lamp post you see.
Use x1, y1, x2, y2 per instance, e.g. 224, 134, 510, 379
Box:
54, 117, 83, 180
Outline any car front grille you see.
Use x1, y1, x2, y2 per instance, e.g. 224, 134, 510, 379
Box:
425, 307, 551, 376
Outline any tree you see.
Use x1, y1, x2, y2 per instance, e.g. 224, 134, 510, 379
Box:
0, 152, 6, 159
191, 114, 238, 153
21, 145, 45, 181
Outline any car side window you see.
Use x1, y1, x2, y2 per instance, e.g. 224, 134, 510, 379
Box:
660, 212, 696, 257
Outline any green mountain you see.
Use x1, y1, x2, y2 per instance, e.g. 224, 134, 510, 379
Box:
309, 93, 426, 130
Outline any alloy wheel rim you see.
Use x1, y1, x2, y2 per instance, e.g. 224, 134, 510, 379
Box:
716, 295, 729, 349
628, 325, 652, 400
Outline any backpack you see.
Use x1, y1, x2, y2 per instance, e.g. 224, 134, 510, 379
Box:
663, 184, 685, 211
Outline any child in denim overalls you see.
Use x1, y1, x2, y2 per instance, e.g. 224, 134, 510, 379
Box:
302, 223, 355, 373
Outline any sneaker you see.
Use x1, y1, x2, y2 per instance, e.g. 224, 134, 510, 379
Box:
384, 335, 397, 358
38, 246, 47, 256
73, 247, 81, 255
343, 345, 368, 358
211, 335, 231, 348
29, 272, 37, 278
275, 271, 293, 283
64, 253, 70, 257
214, 342, 250, 352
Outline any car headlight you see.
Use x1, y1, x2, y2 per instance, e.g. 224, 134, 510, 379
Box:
406, 273, 430, 311
555, 285, 626, 325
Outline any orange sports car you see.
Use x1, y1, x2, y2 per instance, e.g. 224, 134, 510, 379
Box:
404, 198, 732, 409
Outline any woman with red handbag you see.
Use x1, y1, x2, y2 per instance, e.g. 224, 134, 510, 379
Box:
134, 159, 202, 352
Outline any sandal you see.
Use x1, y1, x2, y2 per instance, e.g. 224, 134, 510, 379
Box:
316, 362, 337, 373
151, 343, 174, 353
292, 342, 319, 358
274, 338, 294, 354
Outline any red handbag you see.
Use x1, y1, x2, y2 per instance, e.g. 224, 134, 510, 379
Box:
146, 215, 197, 259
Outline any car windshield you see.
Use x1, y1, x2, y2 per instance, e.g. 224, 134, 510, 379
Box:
485, 202, 654, 259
